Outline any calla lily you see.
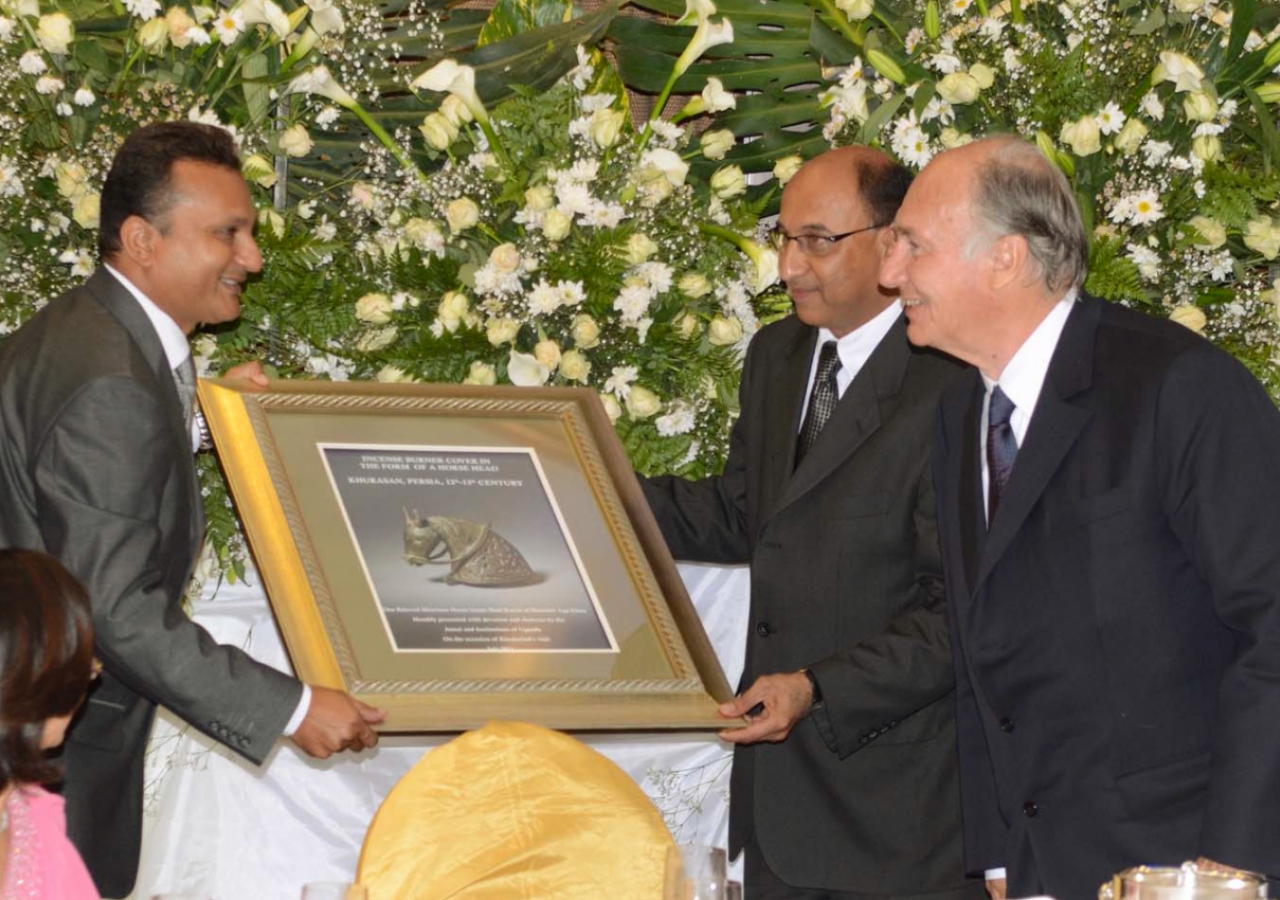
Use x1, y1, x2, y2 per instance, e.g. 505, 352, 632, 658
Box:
285, 65, 355, 107
1153, 51, 1204, 93
679, 76, 737, 118
305, 0, 344, 34
675, 0, 716, 25
507, 350, 551, 386
237, 0, 290, 40
673, 17, 734, 78
411, 60, 487, 123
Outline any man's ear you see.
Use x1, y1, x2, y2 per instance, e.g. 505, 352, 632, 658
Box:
118, 215, 158, 267
987, 234, 1028, 291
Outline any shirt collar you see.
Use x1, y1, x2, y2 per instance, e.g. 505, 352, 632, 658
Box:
817, 298, 903, 368
104, 264, 190, 371
981, 289, 1078, 415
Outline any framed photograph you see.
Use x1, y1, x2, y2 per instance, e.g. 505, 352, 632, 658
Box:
197, 378, 734, 732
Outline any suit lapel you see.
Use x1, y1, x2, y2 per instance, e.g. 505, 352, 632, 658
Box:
974, 297, 1099, 590
955, 375, 984, 594
774, 316, 911, 516
757, 324, 815, 522
84, 268, 206, 560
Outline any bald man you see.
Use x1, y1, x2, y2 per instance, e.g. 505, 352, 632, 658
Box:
641, 148, 980, 899
882, 135, 1280, 898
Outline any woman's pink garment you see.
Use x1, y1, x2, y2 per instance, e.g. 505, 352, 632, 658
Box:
2, 785, 99, 900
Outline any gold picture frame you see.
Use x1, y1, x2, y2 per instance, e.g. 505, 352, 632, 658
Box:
198, 378, 733, 732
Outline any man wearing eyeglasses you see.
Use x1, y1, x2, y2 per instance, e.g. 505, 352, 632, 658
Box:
641, 147, 978, 899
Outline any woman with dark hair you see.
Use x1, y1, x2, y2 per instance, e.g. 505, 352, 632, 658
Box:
0, 548, 99, 899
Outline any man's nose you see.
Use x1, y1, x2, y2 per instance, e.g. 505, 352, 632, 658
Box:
778, 238, 806, 283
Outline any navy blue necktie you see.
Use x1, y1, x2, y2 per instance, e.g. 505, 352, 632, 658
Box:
986, 386, 1017, 521
797, 341, 841, 466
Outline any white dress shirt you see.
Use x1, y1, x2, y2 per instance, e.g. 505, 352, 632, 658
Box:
104, 266, 311, 736
980, 291, 1077, 521
799, 299, 903, 427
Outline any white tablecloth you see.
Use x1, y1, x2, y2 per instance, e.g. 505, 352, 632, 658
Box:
128, 562, 749, 900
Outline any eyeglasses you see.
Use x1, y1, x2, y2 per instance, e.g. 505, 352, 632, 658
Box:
768, 223, 885, 257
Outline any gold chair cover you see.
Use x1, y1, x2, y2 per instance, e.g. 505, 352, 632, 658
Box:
357, 721, 674, 900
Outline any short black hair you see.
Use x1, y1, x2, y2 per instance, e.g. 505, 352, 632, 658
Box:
98, 121, 242, 259
0, 549, 95, 791
855, 155, 914, 226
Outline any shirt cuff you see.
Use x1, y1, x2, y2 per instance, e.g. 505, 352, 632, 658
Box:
985, 868, 1007, 881
282, 684, 312, 737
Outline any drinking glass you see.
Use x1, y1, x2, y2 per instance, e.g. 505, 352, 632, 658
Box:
300, 883, 369, 900
664, 844, 728, 900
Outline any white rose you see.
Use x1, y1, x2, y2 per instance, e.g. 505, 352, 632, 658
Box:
488, 242, 522, 274
1243, 217, 1280, 259
559, 349, 591, 382
968, 63, 996, 89
446, 197, 480, 232
773, 155, 803, 185
1113, 119, 1148, 155
54, 161, 89, 199
679, 272, 712, 298
1187, 215, 1226, 249
524, 185, 554, 212
625, 385, 662, 419
1191, 134, 1222, 163
1059, 115, 1101, 156
437, 290, 469, 332
542, 209, 572, 242
707, 315, 743, 346
641, 148, 689, 187
376, 365, 414, 383
676, 311, 702, 339
1182, 90, 1217, 123
278, 124, 314, 158
486, 317, 521, 346
589, 108, 626, 149
72, 192, 100, 229
939, 127, 973, 149
165, 6, 197, 46
598, 392, 622, 423
700, 77, 736, 113
571, 314, 601, 348
710, 165, 746, 199
1168, 305, 1206, 334
355, 292, 394, 324
835, 0, 874, 20
138, 17, 168, 53
463, 361, 497, 386
419, 111, 458, 151
534, 340, 562, 371
404, 217, 443, 250
36, 12, 73, 54
507, 350, 551, 386
625, 233, 659, 265
936, 72, 980, 105
700, 129, 735, 161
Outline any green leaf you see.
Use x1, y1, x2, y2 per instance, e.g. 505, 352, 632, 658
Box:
477, 0, 576, 47
1129, 5, 1165, 36
1226, 0, 1257, 64
857, 93, 905, 145
241, 53, 272, 128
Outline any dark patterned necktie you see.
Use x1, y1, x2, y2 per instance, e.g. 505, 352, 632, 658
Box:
986, 385, 1017, 521
796, 341, 842, 466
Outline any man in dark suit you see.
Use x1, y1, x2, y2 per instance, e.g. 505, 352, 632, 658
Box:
641, 147, 979, 899
881, 134, 1280, 900
0, 122, 386, 898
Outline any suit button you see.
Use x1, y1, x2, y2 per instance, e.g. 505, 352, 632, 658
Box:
1023, 801, 1038, 817
1000, 717, 1014, 733
755, 621, 773, 637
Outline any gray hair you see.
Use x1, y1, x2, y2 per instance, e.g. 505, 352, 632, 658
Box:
966, 136, 1088, 294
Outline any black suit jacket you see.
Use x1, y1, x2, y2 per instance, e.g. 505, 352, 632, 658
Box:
0, 269, 303, 898
643, 313, 976, 896
935, 294, 1280, 900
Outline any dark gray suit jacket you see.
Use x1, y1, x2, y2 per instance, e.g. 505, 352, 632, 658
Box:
0, 268, 302, 898
642, 313, 976, 896
935, 295, 1280, 900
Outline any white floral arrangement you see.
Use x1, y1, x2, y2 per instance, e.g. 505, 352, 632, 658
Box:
0, 0, 789, 576
819, 0, 1280, 393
